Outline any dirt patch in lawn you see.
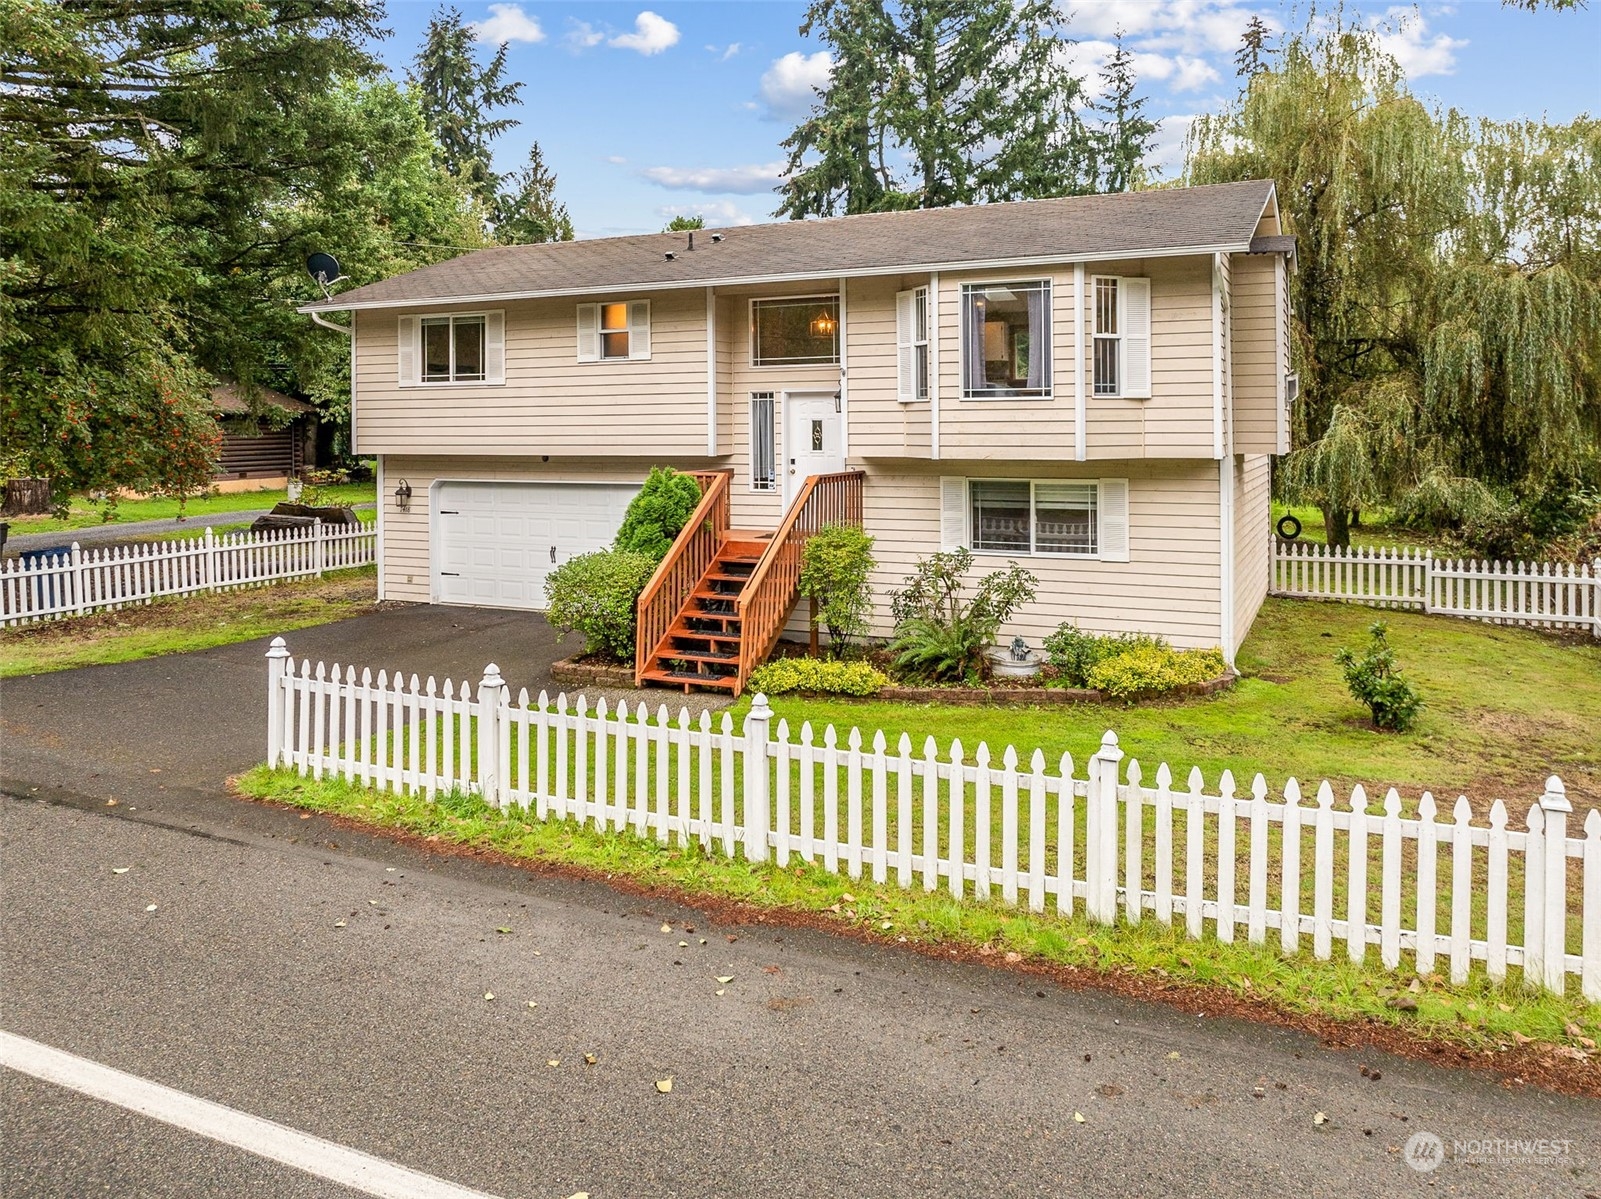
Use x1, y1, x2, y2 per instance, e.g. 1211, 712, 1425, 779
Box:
245, 787, 1601, 1101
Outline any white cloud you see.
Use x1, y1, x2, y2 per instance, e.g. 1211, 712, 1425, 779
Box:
659, 201, 758, 228
760, 50, 833, 118
1145, 112, 1197, 177
706, 42, 742, 60
640, 161, 788, 194
610, 11, 680, 55
471, 3, 545, 45
565, 19, 604, 50
605, 155, 628, 165
1375, 9, 1465, 78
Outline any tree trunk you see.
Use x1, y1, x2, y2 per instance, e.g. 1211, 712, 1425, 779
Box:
1, 477, 52, 516
1323, 504, 1352, 548
1349, 507, 1363, 530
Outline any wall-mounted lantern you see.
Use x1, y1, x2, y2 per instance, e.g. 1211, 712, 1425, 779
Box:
394, 478, 413, 513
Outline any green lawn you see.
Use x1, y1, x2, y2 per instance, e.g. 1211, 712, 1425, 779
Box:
1271, 502, 1439, 552
741, 599, 1601, 810
0, 567, 377, 677
6, 482, 376, 534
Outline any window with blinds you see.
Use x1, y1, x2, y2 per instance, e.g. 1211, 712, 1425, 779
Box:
750, 393, 776, 491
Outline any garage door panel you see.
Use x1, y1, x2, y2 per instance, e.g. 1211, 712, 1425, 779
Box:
433, 480, 639, 612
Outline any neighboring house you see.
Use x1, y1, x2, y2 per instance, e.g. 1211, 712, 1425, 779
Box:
302, 180, 1294, 692
211, 383, 318, 489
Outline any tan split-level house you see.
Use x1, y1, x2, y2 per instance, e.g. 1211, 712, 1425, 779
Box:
302, 180, 1294, 693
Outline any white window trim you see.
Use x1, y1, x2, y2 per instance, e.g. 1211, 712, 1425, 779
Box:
1091, 274, 1152, 400
576, 300, 651, 363
944, 476, 1130, 562
749, 391, 777, 493
748, 293, 842, 369
958, 278, 1054, 401
897, 286, 930, 403
399, 311, 503, 388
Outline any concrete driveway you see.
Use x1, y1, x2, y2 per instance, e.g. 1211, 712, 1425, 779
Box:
1, 604, 728, 814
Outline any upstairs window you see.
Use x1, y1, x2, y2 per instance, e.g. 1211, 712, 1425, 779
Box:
896, 287, 930, 402
961, 280, 1051, 398
1091, 276, 1151, 398
421, 315, 486, 383
577, 301, 651, 362
752, 296, 840, 366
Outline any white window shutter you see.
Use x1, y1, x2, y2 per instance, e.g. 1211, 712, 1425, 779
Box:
484, 311, 505, 384
939, 477, 967, 550
576, 303, 600, 362
628, 300, 651, 360
896, 289, 916, 402
397, 316, 419, 386
1098, 478, 1131, 561
1120, 277, 1151, 398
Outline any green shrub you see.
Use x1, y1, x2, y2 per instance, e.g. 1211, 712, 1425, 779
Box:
887, 549, 1037, 682
1086, 644, 1230, 701
1334, 621, 1424, 732
748, 657, 887, 697
1043, 624, 1168, 687
543, 549, 657, 662
613, 467, 704, 561
798, 523, 877, 654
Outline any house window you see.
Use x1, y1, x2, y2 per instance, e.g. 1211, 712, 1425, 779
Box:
1091, 275, 1151, 398
969, 480, 1098, 557
577, 301, 651, 362
897, 287, 930, 401
421, 315, 486, 383
750, 393, 776, 491
752, 296, 840, 366
961, 281, 1051, 398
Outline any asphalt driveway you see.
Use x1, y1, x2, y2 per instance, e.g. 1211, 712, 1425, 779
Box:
1, 604, 727, 816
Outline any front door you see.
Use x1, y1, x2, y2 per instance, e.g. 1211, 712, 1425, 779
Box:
784, 391, 845, 504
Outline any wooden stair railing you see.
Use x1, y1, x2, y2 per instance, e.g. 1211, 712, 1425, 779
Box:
634, 470, 732, 686
734, 470, 865, 694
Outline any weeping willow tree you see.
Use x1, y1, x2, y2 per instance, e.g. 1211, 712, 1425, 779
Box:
1187, 15, 1601, 547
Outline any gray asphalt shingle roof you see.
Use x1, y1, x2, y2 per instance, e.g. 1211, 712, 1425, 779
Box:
304, 180, 1277, 312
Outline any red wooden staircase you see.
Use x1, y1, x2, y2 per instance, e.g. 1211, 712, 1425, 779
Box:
635, 470, 864, 696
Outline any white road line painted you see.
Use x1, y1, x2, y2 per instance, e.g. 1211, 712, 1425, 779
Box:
0, 1030, 504, 1199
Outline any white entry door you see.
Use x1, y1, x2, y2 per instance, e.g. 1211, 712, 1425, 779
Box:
784, 391, 846, 504
433, 480, 638, 610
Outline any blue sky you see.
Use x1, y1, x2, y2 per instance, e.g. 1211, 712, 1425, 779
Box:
373, 1, 1600, 238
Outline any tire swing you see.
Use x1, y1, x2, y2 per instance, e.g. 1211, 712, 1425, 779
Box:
1276, 514, 1302, 540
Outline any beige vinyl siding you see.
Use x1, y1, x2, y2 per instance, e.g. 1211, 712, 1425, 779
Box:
1233, 453, 1272, 648
860, 459, 1223, 647
846, 274, 933, 459
1080, 257, 1218, 459
375, 455, 667, 602
1229, 252, 1282, 455
353, 292, 708, 457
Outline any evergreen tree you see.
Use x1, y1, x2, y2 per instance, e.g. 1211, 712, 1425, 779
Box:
1235, 14, 1272, 78
663, 215, 705, 231
777, 0, 1091, 218
495, 142, 574, 244
410, 7, 523, 210
1089, 33, 1160, 193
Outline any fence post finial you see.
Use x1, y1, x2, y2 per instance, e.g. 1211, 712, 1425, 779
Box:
743, 693, 773, 862
266, 637, 290, 767
1540, 775, 1571, 814
477, 663, 507, 810
1536, 775, 1571, 995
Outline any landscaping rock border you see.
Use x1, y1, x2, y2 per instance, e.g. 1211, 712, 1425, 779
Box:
551, 653, 635, 690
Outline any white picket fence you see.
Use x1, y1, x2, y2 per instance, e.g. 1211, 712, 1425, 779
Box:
1273, 540, 1601, 635
1, 521, 375, 626
265, 640, 1601, 1002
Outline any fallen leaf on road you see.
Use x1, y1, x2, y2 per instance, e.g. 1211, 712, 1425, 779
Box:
1313, 1112, 1328, 1126
144, 904, 158, 912
334, 920, 347, 928
716, 975, 734, 984
533, 951, 542, 957
112, 868, 129, 875
1166, 1052, 1181, 1061
656, 1077, 673, 1093
763, 965, 780, 975
584, 1053, 598, 1065
527, 1001, 538, 1008
567, 1192, 589, 1199
661, 924, 672, 933
1073, 1112, 1086, 1124
699, 939, 707, 945
106, 799, 118, 807
496, 927, 512, 934
484, 992, 495, 1001
715, 989, 726, 996
548, 1059, 561, 1068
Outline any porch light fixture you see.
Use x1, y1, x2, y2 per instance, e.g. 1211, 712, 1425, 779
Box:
810, 309, 838, 338
394, 478, 413, 512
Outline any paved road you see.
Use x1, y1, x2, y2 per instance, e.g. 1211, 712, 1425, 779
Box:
3, 616, 1597, 1197
3, 503, 376, 557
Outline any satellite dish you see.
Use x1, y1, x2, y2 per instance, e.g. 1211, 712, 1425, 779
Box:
306, 252, 342, 286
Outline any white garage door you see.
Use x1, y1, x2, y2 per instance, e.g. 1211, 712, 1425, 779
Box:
434, 481, 639, 610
